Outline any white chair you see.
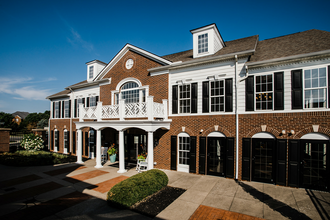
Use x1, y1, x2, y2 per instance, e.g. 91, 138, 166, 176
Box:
101, 147, 108, 163
136, 157, 148, 173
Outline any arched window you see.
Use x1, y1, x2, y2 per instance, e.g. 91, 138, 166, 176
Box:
178, 132, 190, 173
115, 81, 146, 104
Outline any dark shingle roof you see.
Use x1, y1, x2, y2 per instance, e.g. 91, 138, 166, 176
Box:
162, 35, 258, 62
47, 80, 88, 99
12, 111, 29, 119
249, 29, 330, 62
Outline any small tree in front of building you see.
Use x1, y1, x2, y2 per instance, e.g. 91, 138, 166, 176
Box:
20, 133, 44, 151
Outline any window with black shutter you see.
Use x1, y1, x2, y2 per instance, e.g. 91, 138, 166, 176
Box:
226, 137, 234, 178
274, 72, 284, 110
189, 136, 196, 173
202, 81, 209, 113
74, 99, 77, 118
171, 136, 177, 170
245, 76, 254, 111
172, 85, 178, 114
225, 79, 233, 112
191, 83, 198, 113
242, 138, 251, 180
276, 139, 287, 186
199, 137, 206, 174
288, 140, 300, 187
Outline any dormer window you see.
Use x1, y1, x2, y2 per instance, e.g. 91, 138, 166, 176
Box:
89, 66, 94, 79
198, 33, 208, 54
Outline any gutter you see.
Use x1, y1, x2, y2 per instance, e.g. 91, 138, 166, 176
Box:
148, 49, 255, 73
247, 49, 330, 68
235, 55, 239, 180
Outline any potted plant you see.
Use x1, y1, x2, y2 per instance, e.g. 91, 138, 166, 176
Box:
107, 143, 117, 163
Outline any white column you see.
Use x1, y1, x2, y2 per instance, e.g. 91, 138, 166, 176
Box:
147, 131, 154, 170
147, 96, 154, 121
95, 129, 102, 168
119, 99, 125, 121
76, 129, 83, 164
117, 130, 127, 173
79, 103, 84, 122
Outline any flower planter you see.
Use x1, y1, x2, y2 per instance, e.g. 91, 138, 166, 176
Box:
109, 154, 117, 163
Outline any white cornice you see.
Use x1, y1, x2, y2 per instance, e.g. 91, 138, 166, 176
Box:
94, 44, 173, 81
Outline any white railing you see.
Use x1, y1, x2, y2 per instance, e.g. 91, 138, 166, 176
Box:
79, 97, 168, 122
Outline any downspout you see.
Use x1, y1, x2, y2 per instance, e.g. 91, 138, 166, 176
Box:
235, 55, 239, 180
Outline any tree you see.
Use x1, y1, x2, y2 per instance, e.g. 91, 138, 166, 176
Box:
37, 118, 48, 129
22, 110, 50, 131
0, 112, 14, 128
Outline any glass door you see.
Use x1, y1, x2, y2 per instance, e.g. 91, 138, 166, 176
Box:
252, 138, 275, 183
300, 140, 329, 190
207, 137, 226, 176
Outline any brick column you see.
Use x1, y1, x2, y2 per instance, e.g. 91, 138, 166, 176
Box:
0, 128, 11, 152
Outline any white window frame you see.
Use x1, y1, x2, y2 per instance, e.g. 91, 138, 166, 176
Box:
179, 84, 191, 113
63, 129, 68, 154
303, 67, 327, 109
64, 101, 70, 118
55, 102, 60, 118
89, 66, 94, 79
77, 98, 83, 117
210, 80, 225, 112
54, 129, 58, 152
177, 132, 190, 173
198, 33, 208, 54
90, 96, 97, 107
113, 82, 148, 105
255, 74, 273, 111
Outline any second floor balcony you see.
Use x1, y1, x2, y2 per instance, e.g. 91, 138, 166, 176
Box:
79, 96, 168, 122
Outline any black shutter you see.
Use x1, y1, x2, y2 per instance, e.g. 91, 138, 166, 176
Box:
52, 102, 55, 118
226, 137, 234, 178
171, 136, 177, 170
288, 140, 300, 187
276, 139, 287, 186
199, 137, 206, 174
191, 83, 198, 113
225, 79, 233, 112
72, 131, 76, 154
274, 72, 284, 110
74, 99, 77, 118
87, 97, 90, 107
96, 96, 99, 104
85, 132, 89, 156
245, 76, 254, 111
328, 66, 330, 108
82, 98, 85, 107
291, 69, 303, 109
65, 132, 70, 151
62, 101, 65, 118
189, 136, 197, 173
202, 81, 209, 113
172, 85, 178, 114
242, 138, 251, 180
50, 130, 53, 150
68, 100, 71, 118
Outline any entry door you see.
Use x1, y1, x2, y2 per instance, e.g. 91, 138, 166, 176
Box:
300, 140, 329, 190
207, 137, 226, 176
252, 138, 275, 183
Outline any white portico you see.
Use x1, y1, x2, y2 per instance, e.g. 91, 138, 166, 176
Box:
75, 119, 171, 173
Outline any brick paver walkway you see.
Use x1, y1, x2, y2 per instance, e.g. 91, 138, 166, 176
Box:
189, 205, 265, 220
88, 175, 129, 193
63, 170, 108, 183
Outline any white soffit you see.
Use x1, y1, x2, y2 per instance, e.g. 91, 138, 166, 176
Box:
301, 133, 329, 140
207, 131, 226, 137
252, 132, 275, 139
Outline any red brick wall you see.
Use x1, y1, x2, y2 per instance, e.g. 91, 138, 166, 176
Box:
0, 129, 11, 152
100, 50, 168, 105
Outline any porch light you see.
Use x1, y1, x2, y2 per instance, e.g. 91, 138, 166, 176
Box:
290, 130, 295, 135
281, 130, 286, 135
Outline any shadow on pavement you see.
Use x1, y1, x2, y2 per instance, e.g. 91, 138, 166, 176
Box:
236, 181, 312, 220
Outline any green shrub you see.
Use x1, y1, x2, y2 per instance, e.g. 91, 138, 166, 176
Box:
107, 169, 168, 208
20, 133, 44, 151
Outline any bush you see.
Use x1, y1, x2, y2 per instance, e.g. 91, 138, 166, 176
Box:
20, 133, 44, 151
107, 169, 168, 208
0, 150, 75, 166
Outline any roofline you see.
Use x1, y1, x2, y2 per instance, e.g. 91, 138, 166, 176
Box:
247, 49, 330, 68
65, 78, 110, 90
46, 93, 70, 100
190, 23, 226, 47
86, 59, 107, 65
94, 44, 173, 81
148, 49, 255, 72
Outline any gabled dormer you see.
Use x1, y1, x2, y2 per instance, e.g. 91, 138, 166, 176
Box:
190, 24, 225, 58
86, 60, 107, 82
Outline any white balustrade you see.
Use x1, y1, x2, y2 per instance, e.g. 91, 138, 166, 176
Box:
81, 99, 167, 121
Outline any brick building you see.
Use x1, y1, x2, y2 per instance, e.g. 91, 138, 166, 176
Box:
47, 24, 330, 191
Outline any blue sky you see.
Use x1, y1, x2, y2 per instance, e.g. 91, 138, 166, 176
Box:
0, 0, 329, 114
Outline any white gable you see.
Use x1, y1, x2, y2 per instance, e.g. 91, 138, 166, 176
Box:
86, 60, 107, 82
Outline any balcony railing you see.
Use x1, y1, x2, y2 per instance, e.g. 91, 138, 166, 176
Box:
79, 96, 168, 122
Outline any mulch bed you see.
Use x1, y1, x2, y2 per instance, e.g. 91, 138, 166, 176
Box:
131, 186, 186, 217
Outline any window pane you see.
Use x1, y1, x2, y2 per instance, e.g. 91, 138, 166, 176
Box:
319, 68, 326, 77
305, 70, 311, 79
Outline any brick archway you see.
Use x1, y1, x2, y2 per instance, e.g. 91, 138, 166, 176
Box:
172, 127, 195, 137
201, 126, 232, 137
294, 126, 330, 139
245, 126, 281, 138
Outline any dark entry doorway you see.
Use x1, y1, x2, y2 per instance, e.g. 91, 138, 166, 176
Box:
124, 129, 147, 164
207, 137, 226, 176
300, 140, 329, 190
252, 138, 276, 183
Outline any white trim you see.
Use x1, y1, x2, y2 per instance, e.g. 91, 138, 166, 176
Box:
207, 131, 226, 137
116, 78, 142, 90
177, 132, 190, 173
301, 133, 329, 140
252, 132, 275, 139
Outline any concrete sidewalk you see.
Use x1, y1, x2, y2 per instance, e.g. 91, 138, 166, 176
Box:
0, 159, 329, 220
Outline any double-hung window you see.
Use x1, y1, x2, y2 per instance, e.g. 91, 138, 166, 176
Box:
255, 74, 273, 110
198, 33, 208, 54
179, 85, 191, 113
90, 96, 97, 107
64, 101, 70, 118
304, 67, 327, 108
210, 80, 224, 112
55, 102, 60, 118
89, 66, 94, 79
77, 98, 84, 117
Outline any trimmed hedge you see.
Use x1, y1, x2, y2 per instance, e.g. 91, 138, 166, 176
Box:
0, 150, 75, 166
107, 169, 168, 208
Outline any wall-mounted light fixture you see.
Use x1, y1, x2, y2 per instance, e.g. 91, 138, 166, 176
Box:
200, 129, 203, 134
288, 130, 295, 136
279, 130, 286, 136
